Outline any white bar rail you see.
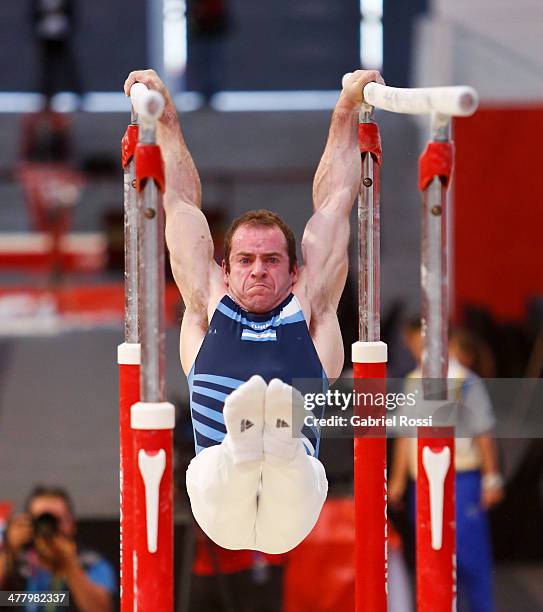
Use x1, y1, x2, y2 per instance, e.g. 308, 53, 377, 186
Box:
342, 74, 479, 117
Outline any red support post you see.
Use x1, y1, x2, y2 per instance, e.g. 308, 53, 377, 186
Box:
417, 427, 456, 612
131, 423, 174, 611
353, 347, 388, 612
118, 344, 140, 612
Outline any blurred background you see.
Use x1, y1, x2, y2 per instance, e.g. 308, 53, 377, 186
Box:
0, 0, 542, 610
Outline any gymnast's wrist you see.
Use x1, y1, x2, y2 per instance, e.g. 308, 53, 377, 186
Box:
336, 90, 362, 112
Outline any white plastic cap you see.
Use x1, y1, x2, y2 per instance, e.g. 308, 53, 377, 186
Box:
352, 341, 388, 364
131, 402, 175, 430
117, 342, 141, 365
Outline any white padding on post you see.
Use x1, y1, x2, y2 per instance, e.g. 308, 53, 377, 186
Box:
117, 342, 141, 365
422, 446, 451, 551
131, 402, 175, 430
352, 341, 388, 364
138, 448, 166, 553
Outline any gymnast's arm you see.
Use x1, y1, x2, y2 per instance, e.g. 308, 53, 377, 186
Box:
311, 70, 384, 213
300, 70, 384, 311
124, 70, 223, 321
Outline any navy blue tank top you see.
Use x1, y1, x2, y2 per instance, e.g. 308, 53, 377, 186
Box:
187, 293, 327, 457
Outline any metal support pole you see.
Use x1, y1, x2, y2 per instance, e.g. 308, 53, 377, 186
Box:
417, 113, 456, 612
352, 106, 388, 612
358, 110, 381, 343
124, 108, 140, 345
421, 115, 451, 384
138, 118, 166, 404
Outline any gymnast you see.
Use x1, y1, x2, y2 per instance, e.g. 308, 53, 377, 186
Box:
124, 68, 384, 553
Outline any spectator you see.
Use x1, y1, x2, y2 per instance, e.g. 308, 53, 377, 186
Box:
0, 485, 115, 612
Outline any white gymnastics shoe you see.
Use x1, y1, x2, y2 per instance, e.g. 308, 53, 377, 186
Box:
223, 375, 267, 464
263, 378, 305, 464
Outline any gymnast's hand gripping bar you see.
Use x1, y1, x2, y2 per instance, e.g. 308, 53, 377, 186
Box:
342, 73, 478, 117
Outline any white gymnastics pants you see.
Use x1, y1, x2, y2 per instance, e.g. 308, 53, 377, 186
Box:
186, 437, 328, 554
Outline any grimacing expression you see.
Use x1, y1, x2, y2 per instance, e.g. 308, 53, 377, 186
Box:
223, 224, 297, 313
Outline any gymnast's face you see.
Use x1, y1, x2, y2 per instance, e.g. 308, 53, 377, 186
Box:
223, 224, 298, 313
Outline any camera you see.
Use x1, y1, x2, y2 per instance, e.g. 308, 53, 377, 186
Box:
32, 512, 60, 541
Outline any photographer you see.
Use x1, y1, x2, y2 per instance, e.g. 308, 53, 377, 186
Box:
0, 486, 115, 612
